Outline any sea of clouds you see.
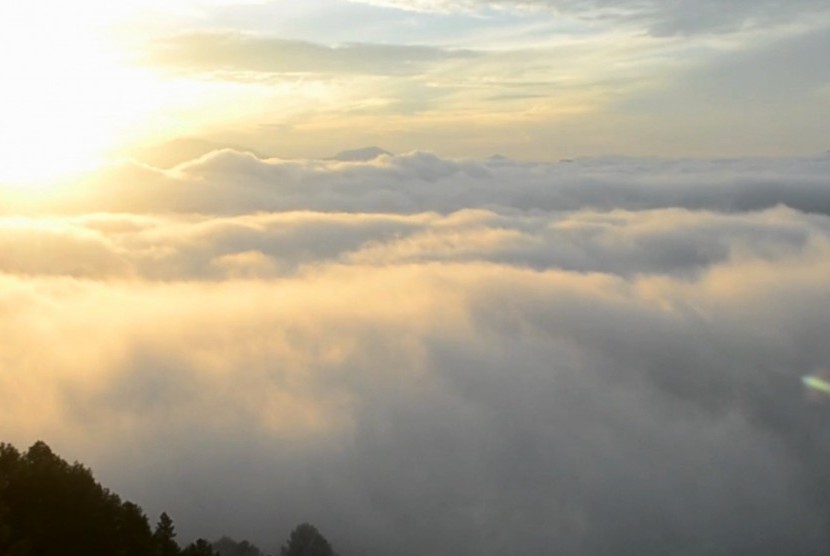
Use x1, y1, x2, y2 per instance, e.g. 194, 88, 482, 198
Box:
2, 150, 830, 554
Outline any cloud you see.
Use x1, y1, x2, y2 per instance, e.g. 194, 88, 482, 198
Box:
682, 26, 830, 102
19, 150, 829, 217
583, 21, 830, 158
2, 204, 827, 281
3, 254, 830, 553
105, 17, 830, 160
347, 0, 830, 35
2, 153, 830, 554
615, 25, 830, 129
146, 32, 477, 76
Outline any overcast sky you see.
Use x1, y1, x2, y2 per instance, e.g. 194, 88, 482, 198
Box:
2, 1, 830, 555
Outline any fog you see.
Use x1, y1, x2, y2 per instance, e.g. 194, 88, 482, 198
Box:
1, 151, 829, 554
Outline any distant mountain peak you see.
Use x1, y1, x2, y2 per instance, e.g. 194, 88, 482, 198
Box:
330, 146, 392, 162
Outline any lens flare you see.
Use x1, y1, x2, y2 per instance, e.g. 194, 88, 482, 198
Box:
802, 374, 830, 397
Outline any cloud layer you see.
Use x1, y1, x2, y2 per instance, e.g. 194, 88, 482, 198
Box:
2, 151, 830, 554
10, 150, 830, 216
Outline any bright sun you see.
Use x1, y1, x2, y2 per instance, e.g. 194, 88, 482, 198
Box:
0, 3, 181, 191
0, 1, 314, 196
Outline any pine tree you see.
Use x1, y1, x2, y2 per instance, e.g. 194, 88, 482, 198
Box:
154, 512, 181, 556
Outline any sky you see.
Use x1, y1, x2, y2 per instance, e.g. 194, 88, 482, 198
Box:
1, 0, 829, 181
2, 1, 830, 555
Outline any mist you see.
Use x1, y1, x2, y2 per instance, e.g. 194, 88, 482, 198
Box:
1, 150, 829, 554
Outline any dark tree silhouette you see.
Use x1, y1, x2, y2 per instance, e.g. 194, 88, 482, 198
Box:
0, 500, 9, 549
280, 523, 337, 556
1, 442, 337, 556
213, 536, 264, 556
0, 444, 13, 548
0, 441, 156, 556
119, 501, 155, 556
154, 512, 181, 556
183, 538, 220, 556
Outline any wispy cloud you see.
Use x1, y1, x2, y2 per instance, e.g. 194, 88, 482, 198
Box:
146, 32, 478, 76
347, 0, 830, 35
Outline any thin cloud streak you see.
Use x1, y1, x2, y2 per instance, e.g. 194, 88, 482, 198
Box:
146, 32, 478, 76
346, 0, 830, 35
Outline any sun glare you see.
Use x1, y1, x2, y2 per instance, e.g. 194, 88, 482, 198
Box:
0, 3, 206, 192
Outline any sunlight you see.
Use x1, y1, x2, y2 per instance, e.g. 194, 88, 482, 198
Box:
0, 6, 140, 189
0, 3, 222, 192
0, 2, 295, 194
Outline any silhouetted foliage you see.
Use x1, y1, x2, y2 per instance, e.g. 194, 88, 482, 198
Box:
0, 499, 10, 549
0, 441, 336, 556
182, 538, 220, 556
154, 512, 181, 556
0, 441, 157, 556
120, 502, 155, 556
213, 536, 264, 556
0, 445, 13, 549
280, 523, 337, 556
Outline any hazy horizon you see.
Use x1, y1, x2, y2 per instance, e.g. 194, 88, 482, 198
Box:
3, 0, 830, 185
